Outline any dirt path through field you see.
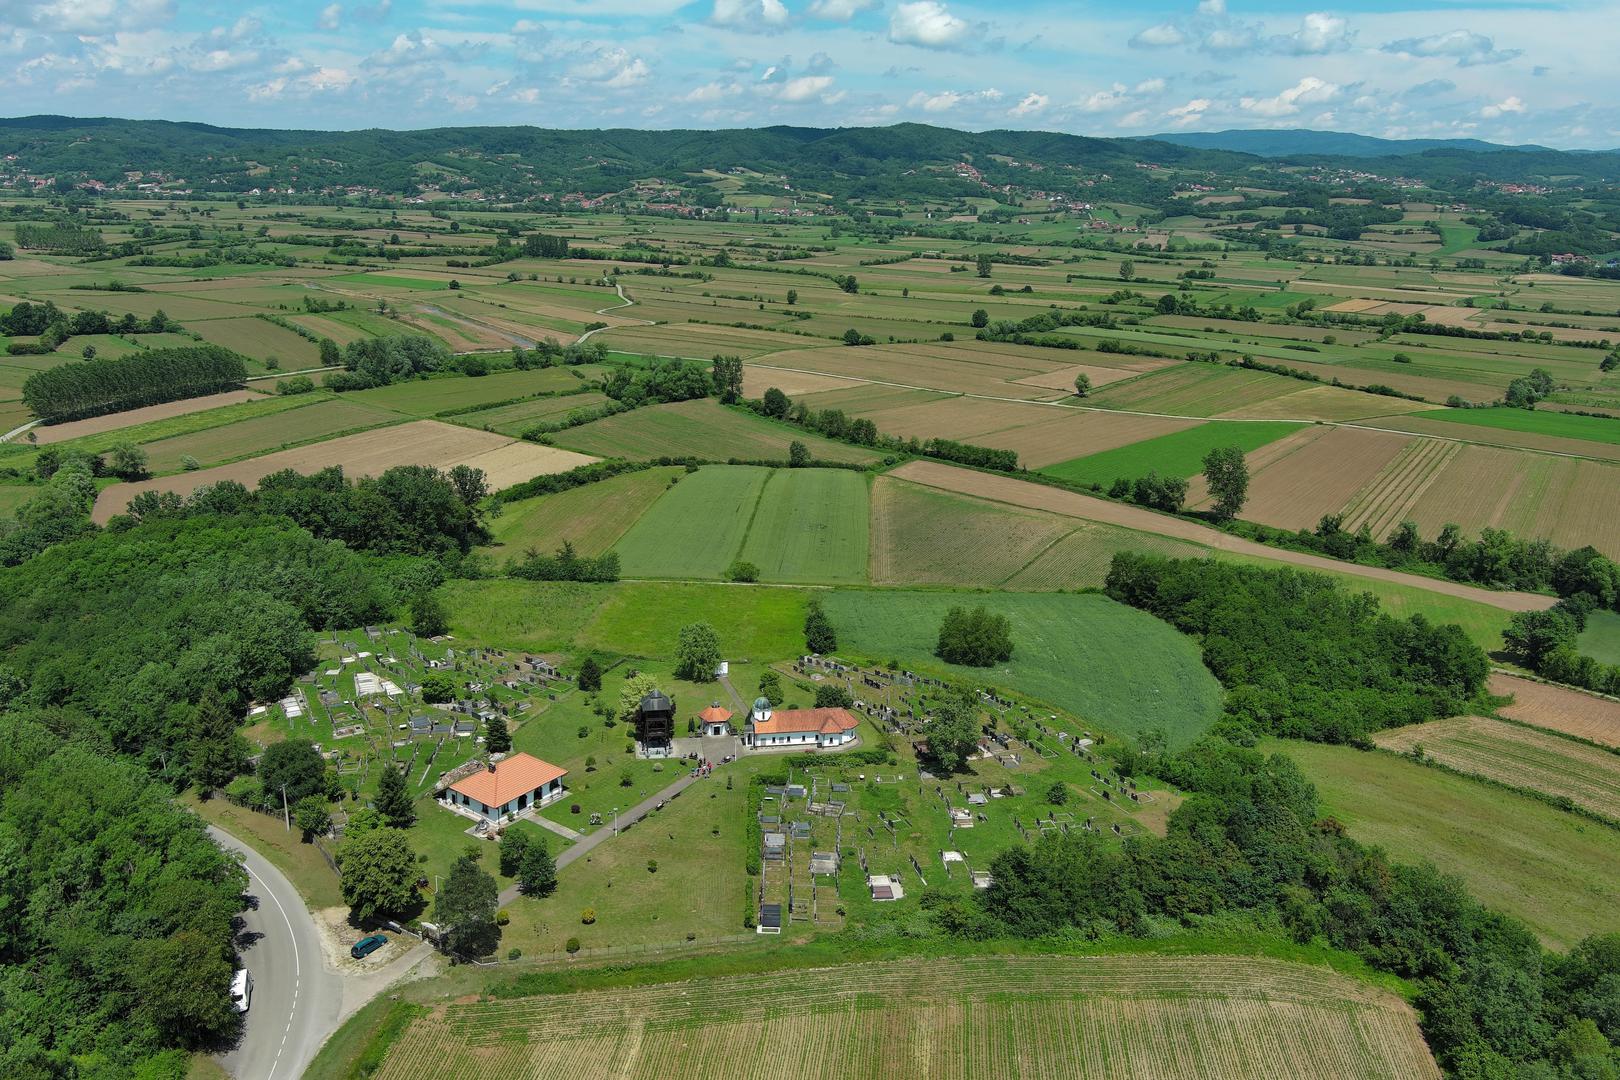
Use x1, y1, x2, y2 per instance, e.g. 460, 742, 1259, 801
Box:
890, 460, 1556, 612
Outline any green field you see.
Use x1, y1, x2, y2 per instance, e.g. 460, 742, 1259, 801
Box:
552, 397, 880, 464
343, 368, 588, 415
615, 465, 771, 579
1275, 739, 1620, 949
822, 590, 1224, 747
1577, 609, 1620, 664
486, 467, 681, 555
1042, 420, 1304, 486
1415, 406, 1620, 446
735, 468, 870, 584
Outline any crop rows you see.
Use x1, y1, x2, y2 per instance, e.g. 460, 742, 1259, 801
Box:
373, 955, 1437, 1079
1340, 437, 1459, 537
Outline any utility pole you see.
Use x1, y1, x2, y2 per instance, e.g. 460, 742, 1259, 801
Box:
281, 784, 290, 832
613, 806, 619, 836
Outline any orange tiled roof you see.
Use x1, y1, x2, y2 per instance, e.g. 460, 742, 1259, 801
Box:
751, 708, 858, 736
698, 704, 733, 723
449, 752, 566, 806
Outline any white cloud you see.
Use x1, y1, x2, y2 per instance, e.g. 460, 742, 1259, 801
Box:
907, 86, 1001, 112
1131, 23, 1186, 48
363, 30, 484, 70
684, 79, 739, 103
568, 47, 650, 89
1078, 77, 1166, 114
24, 0, 174, 34
318, 3, 342, 31
1382, 29, 1520, 67
889, 1, 975, 51
776, 74, 834, 102
710, 0, 790, 33
1481, 95, 1525, 118
808, 0, 879, 19
1240, 75, 1338, 117
1009, 92, 1048, 117
1165, 97, 1210, 126
1276, 12, 1350, 55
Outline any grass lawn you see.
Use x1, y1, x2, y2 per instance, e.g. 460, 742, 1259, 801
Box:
1273, 739, 1620, 949
821, 590, 1224, 748
615, 465, 770, 579
736, 468, 870, 584
440, 579, 612, 652
486, 467, 681, 556
1041, 420, 1304, 486
1578, 609, 1620, 665
1415, 406, 1620, 446
182, 792, 344, 910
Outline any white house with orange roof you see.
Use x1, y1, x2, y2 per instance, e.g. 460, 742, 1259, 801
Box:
438, 752, 566, 823
743, 697, 858, 750
698, 702, 734, 737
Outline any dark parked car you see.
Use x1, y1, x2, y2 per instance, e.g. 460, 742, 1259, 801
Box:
351, 934, 388, 960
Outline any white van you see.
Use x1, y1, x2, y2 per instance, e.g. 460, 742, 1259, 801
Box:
230, 968, 253, 1013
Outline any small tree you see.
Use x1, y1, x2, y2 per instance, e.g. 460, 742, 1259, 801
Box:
436, 849, 500, 958
259, 739, 328, 807
814, 683, 853, 709
485, 713, 512, 755
319, 337, 341, 365
976, 253, 993, 278
971, 308, 989, 328
375, 763, 416, 829
187, 694, 247, 793
762, 387, 790, 418
420, 672, 456, 703
1046, 781, 1070, 806
935, 606, 1014, 667
617, 671, 662, 724
1119, 259, 1135, 281
804, 598, 837, 654
335, 827, 418, 923
1073, 373, 1092, 397
1201, 446, 1249, 524
726, 560, 759, 583
927, 687, 981, 772
498, 826, 531, 877
410, 591, 449, 638
577, 656, 603, 691
785, 289, 798, 306
758, 669, 784, 706
787, 440, 810, 468
676, 621, 722, 682
518, 837, 558, 897
107, 440, 148, 480
294, 796, 331, 840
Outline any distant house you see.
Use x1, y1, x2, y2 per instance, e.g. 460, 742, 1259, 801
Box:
698, 702, 734, 737
743, 698, 857, 749
439, 752, 566, 822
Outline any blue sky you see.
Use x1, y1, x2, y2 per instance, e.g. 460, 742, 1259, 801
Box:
0, 0, 1612, 147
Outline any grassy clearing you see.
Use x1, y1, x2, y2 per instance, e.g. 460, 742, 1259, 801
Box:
366, 954, 1438, 1080
1415, 406, 1620, 446
735, 468, 870, 584
1274, 738, 1620, 949
486, 467, 681, 556
1042, 420, 1304, 486
440, 579, 611, 653
615, 465, 771, 579
822, 590, 1224, 748
343, 368, 588, 415
1578, 610, 1620, 665
182, 792, 344, 910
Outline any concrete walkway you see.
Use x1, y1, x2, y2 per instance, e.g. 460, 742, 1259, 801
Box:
498, 769, 705, 906
526, 814, 584, 843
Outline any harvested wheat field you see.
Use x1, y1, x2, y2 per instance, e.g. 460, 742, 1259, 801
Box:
870, 475, 1071, 586
741, 364, 858, 398
1402, 446, 1620, 558
372, 955, 1439, 1080
1013, 359, 1173, 393
888, 460, 1554, 611
92, 421, 594, 522
1374, 714, 1620, 821
1224, 426, 1415, 530
1491, 673, 1620, 748
1215, 385, 1433, 422
1337, 438, 1461, 537
29, 389, 264, 444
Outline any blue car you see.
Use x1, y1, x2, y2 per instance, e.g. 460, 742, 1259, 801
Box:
351, 934, 388, 960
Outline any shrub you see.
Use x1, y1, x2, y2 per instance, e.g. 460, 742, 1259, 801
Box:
580, 908, 596, 925
566, 937, 581, 953
496, 909, 510, 926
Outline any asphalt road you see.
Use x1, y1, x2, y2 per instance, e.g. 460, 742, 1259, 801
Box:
211, 826, 345, 1080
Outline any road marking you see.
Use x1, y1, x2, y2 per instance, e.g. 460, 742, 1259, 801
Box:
243, 863, 301, 1080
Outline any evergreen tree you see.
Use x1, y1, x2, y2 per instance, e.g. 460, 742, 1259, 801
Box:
804, 598, 837, 654
375, 762, 416, 828
187, 694, 247, 793
411, 591, 449, 637
436, 849, 500, 958
485, 713, 512, 754
577, 655, 603, 691
518, 836, 558, 897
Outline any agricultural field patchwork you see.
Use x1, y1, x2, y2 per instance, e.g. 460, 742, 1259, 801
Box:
1041, 419, 1303, 487
1373, 715, 1620, 822
370, 956, 1438, 1080
1490, 673, 1620, 748
552, 398, 880, 464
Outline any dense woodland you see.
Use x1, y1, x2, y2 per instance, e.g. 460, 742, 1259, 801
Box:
22, 346, 246, 422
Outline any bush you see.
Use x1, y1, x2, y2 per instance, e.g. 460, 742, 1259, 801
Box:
935, 605, 1014, 667
496, 908, 510, 926
566, 937, 581, 953
580, 908, 596, 925
726, 560, 759, 583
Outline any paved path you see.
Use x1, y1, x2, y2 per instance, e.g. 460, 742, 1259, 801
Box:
0, 419, 40, 443
577, 281, 654, 345
211, 826, 345, 1080
498, 770, 705, 905
528, 815, 585, 842
892, 460, 1557, 613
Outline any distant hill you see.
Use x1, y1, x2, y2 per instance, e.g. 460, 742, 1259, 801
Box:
1143, 129, 1549, 158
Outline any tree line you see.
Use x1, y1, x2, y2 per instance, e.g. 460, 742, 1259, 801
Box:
22, 345, 245, 422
